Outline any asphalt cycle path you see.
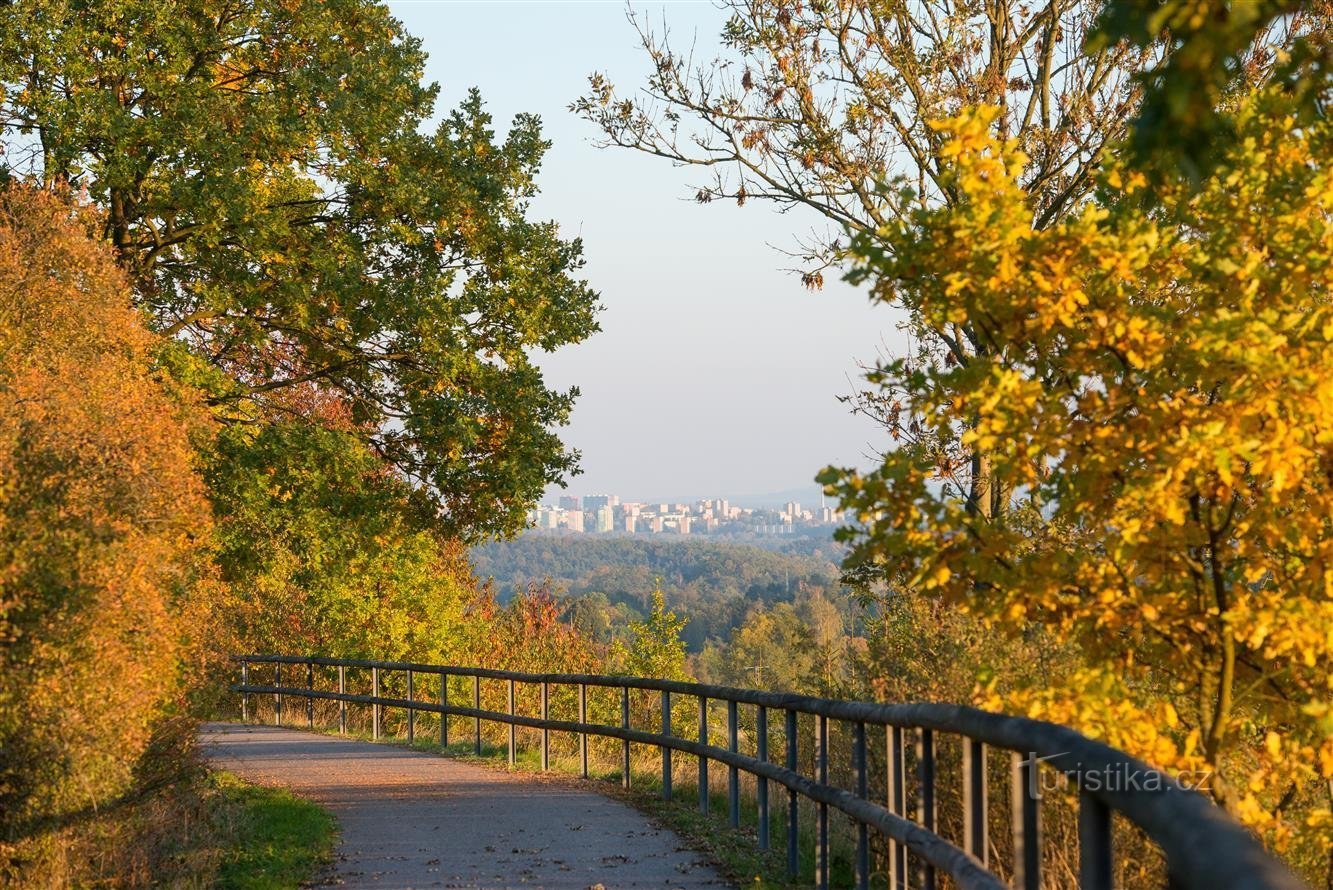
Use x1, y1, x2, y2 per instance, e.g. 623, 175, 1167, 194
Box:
201, 723, 730, 890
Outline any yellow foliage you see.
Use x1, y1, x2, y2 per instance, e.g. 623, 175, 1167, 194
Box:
834, 93, 1333, 865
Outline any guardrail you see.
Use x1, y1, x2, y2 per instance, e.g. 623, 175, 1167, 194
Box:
231, 654, 1303, 890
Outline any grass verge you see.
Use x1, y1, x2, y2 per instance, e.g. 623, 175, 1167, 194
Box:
0, 761, 335, 889
212, 770, 338, 890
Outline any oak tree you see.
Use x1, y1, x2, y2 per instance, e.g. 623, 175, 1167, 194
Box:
0, 0, 600, 539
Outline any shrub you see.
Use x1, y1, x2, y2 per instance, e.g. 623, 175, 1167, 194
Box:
0, 186, 214, 838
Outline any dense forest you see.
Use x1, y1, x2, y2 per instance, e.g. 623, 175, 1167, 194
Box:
471, 535, 855, 651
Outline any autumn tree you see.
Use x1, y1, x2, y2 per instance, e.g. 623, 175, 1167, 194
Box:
472, 584, 604, 676
822, 93, 1333, 873
577, 1, 1320, 527
0, 186, 215, 837
1092, 0, 1332, 179
0, 0, 600, 540
698, 602, 816, 691
617, 583, 691, 682
206, 420, 475, 664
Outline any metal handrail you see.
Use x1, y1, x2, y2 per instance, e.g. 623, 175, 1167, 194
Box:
230, 654, 1305, 890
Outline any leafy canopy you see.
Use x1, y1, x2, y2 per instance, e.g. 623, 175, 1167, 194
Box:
1091, 0, 1331, 181
822, 94, 1333, 855
206, 420, 475, 663
0, 0, 600, 539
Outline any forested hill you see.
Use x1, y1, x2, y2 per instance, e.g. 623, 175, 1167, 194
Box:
470, 536, 849, 650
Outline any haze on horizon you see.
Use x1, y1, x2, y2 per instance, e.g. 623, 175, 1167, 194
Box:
391, 0, 908, 500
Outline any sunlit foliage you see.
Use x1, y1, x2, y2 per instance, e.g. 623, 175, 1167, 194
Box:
0, 186, 215, 835
615, 584, 691, 682
1092, 0, 1332, 181
207, 420, 475, 664
0, 0, 600, 540
823, 93, 1333, 861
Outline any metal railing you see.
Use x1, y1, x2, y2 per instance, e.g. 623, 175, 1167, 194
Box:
231, 654, 1304, 890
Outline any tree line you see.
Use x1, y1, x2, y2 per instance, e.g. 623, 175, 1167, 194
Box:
473, 536, 854, 649
0, 0, 605, 880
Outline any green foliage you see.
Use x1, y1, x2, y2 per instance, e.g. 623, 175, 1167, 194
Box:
616, 584, 690, 681
207, 420, 474, 663
0, 0, 601, 540
695, 594, 859, 696
213, 772, 336, 890
472, 536, 849, 650
1091, 0, 1331, 182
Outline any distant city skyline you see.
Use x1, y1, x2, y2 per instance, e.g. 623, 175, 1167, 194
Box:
541, 484, 835, 512
530, 493, 848, 537
391, 1, 904, 499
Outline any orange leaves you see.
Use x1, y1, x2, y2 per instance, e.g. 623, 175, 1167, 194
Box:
0, 185, 218, 832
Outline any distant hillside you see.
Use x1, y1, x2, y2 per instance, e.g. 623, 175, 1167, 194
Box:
470, 535, 850, 650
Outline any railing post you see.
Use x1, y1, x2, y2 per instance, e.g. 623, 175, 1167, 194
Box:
621, 686, 631, 789
815, 713, 829, 890
540, 681, 549, 771
439, 673, 449, 747
240, 660, 249, 723
1079, 790, 1113, 890
661, 690, 672, 800
371, 667, 380, 740
727, 699, 740, 828
918, 728, 936, 890
854, 721, 869, 890
697, 695, 710, 814
306, 660, 314, 729
756, 705, 769, 851
473, 675, 482, 756
507, 678, 516, 767
963, 739, 988, 866
578, 683, 589, 778
785, 709, 798, 879
338, 665, 347, 735
888, 725, 906, 890
1012, 752, 1041, 890
407, 669, 415, 744
274, 662, 282, 726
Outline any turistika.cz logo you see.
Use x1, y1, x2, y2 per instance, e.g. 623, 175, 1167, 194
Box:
1022, 753, 1214, 800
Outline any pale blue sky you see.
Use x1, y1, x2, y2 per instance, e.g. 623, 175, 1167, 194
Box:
390, 1, 904, 501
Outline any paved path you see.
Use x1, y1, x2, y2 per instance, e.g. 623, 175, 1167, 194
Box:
201, 723, 729, 890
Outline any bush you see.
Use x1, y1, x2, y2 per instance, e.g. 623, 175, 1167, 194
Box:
0, 186, 214, 838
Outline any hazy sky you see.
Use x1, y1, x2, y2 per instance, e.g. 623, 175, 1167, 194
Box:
390, 1, 906, 502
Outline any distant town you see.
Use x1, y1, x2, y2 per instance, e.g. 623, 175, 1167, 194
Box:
528, 495, 851, 536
